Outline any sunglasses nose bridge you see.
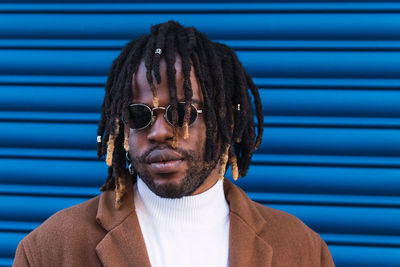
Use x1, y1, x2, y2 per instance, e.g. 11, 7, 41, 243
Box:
150, 106, 171, 126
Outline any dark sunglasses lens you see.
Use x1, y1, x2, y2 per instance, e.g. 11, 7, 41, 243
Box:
128, 105, 151, 129
167, 103, 198, 127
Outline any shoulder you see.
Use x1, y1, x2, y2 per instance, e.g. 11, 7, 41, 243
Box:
31, 195, 102, 238
254, 203, 334, 266
224, 180, 334, 266
15, 195, 105, 266
225, 181, 317, 236
231, 186, 320, 245
254, 201, 320, 244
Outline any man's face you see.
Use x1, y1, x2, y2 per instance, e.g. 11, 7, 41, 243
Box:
128, 57, 219, 198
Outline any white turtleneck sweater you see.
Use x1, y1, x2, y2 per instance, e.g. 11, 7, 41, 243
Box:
134, 178, 230, 267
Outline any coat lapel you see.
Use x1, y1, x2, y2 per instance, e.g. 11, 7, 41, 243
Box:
94, 179, 273, 267
95, 179, 151, 267
224, 180, 273, 267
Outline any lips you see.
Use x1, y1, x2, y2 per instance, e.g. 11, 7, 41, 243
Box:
146, 149, 184, 174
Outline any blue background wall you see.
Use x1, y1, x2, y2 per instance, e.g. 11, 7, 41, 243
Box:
1, 1, 400, 266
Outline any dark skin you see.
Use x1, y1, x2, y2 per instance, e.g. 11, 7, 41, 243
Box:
128, 57, 220, 198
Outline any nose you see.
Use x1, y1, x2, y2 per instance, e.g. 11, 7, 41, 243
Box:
147, 113, 174, 143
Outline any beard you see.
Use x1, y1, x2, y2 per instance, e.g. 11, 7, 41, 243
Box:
130, 146, 218, 198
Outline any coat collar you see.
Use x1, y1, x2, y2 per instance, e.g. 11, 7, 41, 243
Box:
95, 178, 151, 267
95, 178, 272, 267
224, 179, 273, 267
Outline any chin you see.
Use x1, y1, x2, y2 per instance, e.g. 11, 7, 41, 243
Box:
140, 172, 207, 199
152, 183, 192, 199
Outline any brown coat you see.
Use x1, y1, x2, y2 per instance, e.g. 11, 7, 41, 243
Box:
13, 180, 335, 267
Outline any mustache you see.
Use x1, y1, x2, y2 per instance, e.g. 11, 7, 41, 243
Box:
134, 145, 195, 163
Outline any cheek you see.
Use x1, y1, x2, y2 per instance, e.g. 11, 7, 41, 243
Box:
128, 129, 146, 156
190, 121, 207, 149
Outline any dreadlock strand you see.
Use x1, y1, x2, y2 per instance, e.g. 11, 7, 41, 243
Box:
143, 35, 159, 107
229, 145, 239, 181
123, 123, 130, 151
218, 144, 230, 180
100, 167, 114, 191
106, 136, 115, 167
165, 30, 179, 145
177, 29, 193, 140
192, 37, 216, 162
183, 123, 189, 139
114, 168, 128, 209
153, 23, 168, 84
152, 24, 170, 107
172, 128, 179, 148
246, 73, 264, 149
106, 118, 120, 166
201, 40, 232, 162
205, 40, 230, 147
111, 119, 127, 209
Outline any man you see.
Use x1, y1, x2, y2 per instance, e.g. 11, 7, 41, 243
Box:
13, 21, 334, 266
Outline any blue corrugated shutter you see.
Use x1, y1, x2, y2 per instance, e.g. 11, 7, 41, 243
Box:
1, 1, 400, 266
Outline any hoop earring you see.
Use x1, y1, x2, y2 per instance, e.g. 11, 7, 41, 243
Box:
126, 152, 135, 175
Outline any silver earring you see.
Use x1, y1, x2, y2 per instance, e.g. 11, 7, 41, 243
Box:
126, 152, 135, 175
128, 163, 135, 175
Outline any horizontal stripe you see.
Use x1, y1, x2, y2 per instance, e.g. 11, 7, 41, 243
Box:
0, 85, 102, 113
0, 111, 100, 123
4, 39, 400, 51
252, 154, 400, 167
322, 233, 400, 247
2, 14, 400, 40
0, 185, 99, 198
0, 257, 13, 267
0, 158, 106, 187
266, 204, 400, 235
0, 195, 88, 222
247, 192, 400, 208
3, 2, 400, 13
260, 89, 400, 118
329, 245, 400, 266
234, 165, 400, 196
0, 122, 96, 149
0, 74, 106, 86
0, 232, 26, 257
260, 127, 400, 156
0, 221, 40, 232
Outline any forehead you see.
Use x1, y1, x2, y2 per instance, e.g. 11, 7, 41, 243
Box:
132, 56, 203, 105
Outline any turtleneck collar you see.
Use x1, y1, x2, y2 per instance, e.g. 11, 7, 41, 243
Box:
134, 177, 229, 228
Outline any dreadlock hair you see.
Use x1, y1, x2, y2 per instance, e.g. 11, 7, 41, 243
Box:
97, 20, 264, 208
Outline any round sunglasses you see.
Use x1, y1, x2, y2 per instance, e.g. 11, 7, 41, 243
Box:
127, 102, 203, 130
